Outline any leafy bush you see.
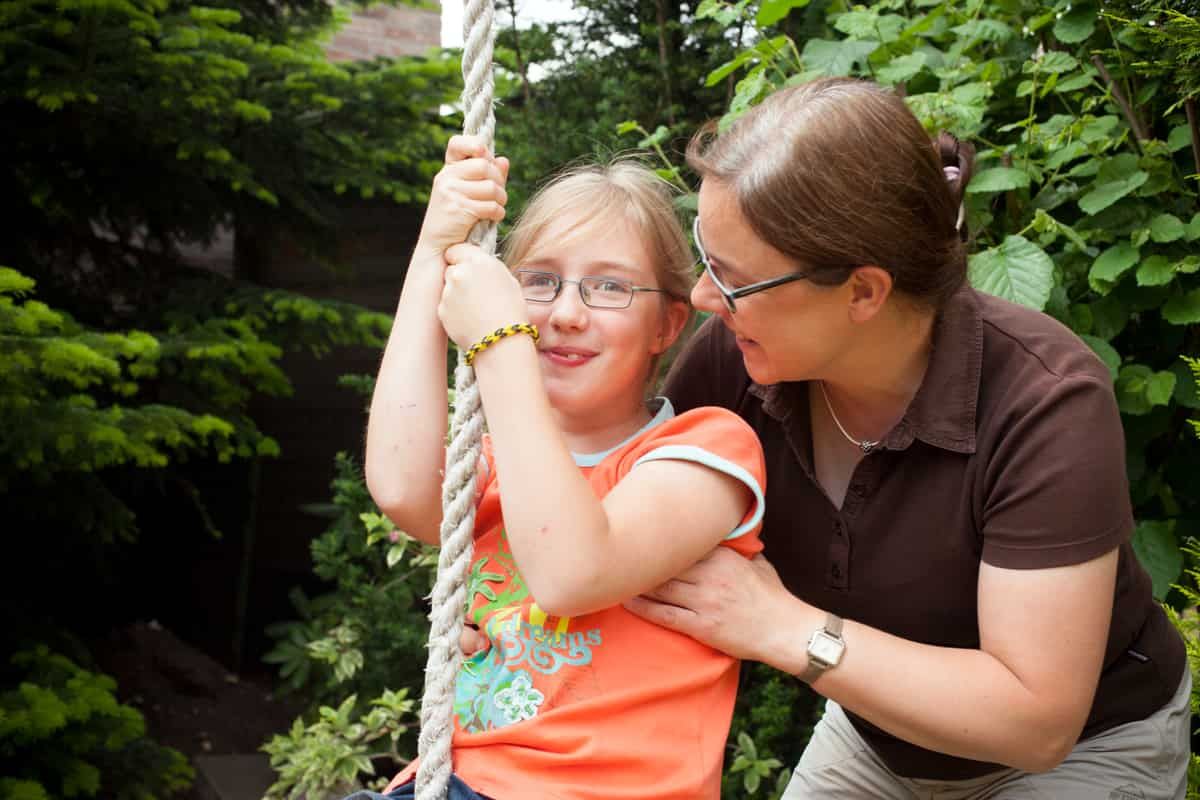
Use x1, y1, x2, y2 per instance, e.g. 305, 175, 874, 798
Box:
261, 451, 439, 797
265, 453, 439, 706
0, 646, 193, 800
262, 689, 418, 800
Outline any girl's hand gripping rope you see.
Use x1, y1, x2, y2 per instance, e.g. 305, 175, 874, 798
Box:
416, 134, 510, 257
438, 243, 531, 356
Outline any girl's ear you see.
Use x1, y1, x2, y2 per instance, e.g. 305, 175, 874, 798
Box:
654, 299, 691, 354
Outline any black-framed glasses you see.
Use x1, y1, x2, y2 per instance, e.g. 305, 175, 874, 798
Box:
693, 216, 812, 314
515, 269, 668, 310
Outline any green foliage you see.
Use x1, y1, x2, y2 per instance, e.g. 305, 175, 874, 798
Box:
0, 266, 389, 547
262, 689, 417, 800
0, 0, 438, 645
1162, 541, 1200, 797
265, 454, 438, 706
1186, 356, 1200, 440
0, 646, 194, 800
489, 0, 745, 213
721, 664, 818, 798
0, 0, 459, 268
727, 731, 786, 797
262, 454, 439, 796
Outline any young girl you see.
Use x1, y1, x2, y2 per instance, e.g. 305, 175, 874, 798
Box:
359, 135, 767, 800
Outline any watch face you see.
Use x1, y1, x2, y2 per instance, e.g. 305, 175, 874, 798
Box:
809, 631, 844, 665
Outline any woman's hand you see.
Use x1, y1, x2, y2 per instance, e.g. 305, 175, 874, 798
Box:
416, 135, 510, 257
460, 624, 489, 659
624, 548, 808, 668
438, 243, 531, 351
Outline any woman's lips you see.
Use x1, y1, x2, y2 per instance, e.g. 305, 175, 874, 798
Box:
541, 346, 597, 367
734, 335, 758, 350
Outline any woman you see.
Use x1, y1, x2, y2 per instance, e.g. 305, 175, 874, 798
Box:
625, 77, 1192, 798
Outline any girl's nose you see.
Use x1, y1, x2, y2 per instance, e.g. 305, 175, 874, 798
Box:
548, 284, 589, 330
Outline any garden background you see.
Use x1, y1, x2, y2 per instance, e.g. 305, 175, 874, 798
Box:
1, 0, 1198, 797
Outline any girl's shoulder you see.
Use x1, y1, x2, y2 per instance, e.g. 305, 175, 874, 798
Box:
603, 401, 765, 485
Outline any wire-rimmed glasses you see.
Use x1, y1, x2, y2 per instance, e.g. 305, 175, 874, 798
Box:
515, 269, 668, 310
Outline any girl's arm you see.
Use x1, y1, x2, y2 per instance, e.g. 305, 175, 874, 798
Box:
438, 245, 755, 618
364, 137, 508, 544
626, 546, 1115, 773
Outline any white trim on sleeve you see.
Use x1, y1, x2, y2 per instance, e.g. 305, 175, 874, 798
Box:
632, 444, 765, 540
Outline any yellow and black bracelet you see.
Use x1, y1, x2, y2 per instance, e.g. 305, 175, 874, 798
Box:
464, 323, 540, 367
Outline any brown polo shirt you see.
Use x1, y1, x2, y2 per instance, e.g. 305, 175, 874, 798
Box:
663, 286, 1186, 780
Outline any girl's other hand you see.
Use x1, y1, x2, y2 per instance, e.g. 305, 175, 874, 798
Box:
439, 243, 530, 351
416, 135, 510, 257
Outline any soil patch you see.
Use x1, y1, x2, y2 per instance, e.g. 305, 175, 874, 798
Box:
93, 621, 305, 799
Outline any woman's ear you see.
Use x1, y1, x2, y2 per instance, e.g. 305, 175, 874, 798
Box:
655, 299, 691, 354
846, 266, 893, 323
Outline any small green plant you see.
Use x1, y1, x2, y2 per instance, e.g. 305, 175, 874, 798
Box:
0, 646, 193, 800
1162, 539, 1200, 798
727, 731, 787, 797
262, 689, 417, 800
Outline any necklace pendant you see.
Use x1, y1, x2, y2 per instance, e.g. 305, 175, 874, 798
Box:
860, 440, 879, 454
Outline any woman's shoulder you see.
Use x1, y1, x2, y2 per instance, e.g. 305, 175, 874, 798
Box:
967, 290, 1123, 451
973, 289, 1110, 387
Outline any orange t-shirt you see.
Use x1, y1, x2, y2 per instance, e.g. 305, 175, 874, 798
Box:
391, 400, 766, 800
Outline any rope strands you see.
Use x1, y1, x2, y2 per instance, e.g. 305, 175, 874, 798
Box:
413, 0, 498, 794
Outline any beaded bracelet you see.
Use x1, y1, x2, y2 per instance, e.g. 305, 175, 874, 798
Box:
464, 323, 540, 367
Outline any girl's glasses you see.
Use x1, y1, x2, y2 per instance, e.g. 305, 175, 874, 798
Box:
693, 216, 813, 314
515, 269, 668, 310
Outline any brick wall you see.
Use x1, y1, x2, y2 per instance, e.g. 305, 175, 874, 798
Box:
326, 3, 442, 62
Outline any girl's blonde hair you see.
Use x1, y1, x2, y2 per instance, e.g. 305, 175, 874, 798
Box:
500, 159, 696, 387
501, 159, 695, 305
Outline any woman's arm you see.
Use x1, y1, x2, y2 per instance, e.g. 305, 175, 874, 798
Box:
627, 541, 1117, 773
438, 245, 757, 618
364, 136, 508, 544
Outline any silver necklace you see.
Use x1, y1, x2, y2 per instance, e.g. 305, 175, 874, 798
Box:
818, 381, 880, 454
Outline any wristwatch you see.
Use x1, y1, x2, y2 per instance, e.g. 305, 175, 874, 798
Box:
800, 613, 845, 684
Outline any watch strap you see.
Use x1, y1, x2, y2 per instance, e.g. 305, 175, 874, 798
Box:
799, 613, 844, 685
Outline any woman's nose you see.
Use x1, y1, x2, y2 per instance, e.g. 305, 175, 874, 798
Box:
691, 270, 723, 315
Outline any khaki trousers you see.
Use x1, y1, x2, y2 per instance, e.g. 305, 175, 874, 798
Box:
782, 670, 1192, 800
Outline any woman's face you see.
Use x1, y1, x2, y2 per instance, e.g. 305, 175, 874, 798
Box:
693, 180, 852, 386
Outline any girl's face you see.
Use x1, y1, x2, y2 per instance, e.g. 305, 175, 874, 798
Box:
692, 180, 852, 385
515, 213, 688, 427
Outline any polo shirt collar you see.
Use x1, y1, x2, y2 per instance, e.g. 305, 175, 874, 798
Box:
746, 285, 982, 455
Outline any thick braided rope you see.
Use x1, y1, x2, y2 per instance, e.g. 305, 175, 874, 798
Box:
414, 0, 497, 795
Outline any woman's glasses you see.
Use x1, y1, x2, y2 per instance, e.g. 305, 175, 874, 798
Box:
693, 216, 813, 314
515, 269, 668, 310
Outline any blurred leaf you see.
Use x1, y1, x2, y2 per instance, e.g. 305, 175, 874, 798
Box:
1131, 521, 1183, 600
968, 235, 1054, 310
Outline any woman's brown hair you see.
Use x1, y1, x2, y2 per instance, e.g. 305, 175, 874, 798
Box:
687, 77, 975, 311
